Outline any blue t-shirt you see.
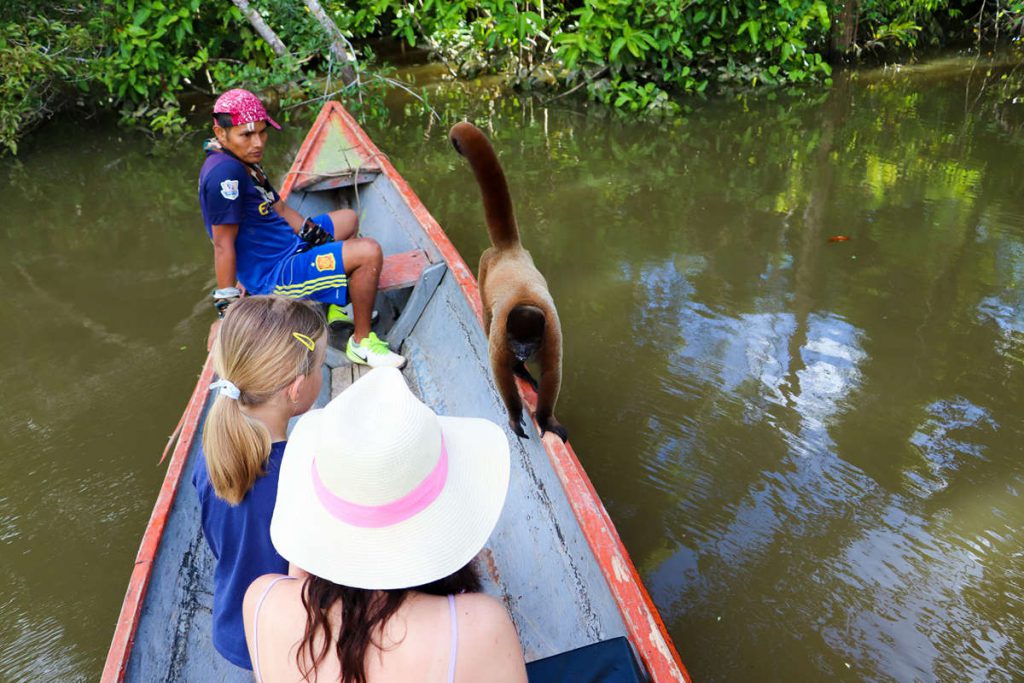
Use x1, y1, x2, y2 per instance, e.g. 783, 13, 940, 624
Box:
192, 441, 289, 670
198, 151, 303, 294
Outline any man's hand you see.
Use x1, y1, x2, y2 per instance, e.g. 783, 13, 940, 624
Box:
212, 286, 241, 318
298, 217, 334, 248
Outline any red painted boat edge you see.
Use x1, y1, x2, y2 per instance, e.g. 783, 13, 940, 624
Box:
100, 356, 215, 682
543, 432, 690, 683
325, 102, 690, 682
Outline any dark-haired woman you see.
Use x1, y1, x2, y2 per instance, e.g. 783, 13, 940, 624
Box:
242, 367, 527, 683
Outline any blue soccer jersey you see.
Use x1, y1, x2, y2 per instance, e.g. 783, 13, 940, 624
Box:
198, 151, 302, 294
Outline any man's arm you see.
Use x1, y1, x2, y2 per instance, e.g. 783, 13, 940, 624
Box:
274, 199, 333, 247
211, 224, 241, 321
274, 200, 304, 233
212, 223, 239, 287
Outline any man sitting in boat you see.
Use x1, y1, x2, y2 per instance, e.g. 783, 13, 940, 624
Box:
198, 88, 405, 369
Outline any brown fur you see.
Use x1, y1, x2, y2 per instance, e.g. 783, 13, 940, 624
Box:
450, 122, 567, 442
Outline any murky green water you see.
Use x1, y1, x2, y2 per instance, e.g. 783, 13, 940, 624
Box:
2, 57, 1023, 681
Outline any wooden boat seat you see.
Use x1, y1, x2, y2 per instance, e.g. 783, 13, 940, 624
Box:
379, 248, 430, 291
292, 168, 381, 193
324, 248, 447, 369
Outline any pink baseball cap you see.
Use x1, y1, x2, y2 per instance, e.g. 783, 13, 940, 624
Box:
212, 88, 281, 130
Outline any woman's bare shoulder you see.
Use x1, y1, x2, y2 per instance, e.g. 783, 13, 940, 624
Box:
244, 573, 290, 602
453, 592, 512, 621
406, 592, 516, 640
453, 593, 527, 682
242, 573, 296, 624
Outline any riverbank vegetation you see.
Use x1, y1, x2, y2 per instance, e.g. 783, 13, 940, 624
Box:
2, 1, 1023, 153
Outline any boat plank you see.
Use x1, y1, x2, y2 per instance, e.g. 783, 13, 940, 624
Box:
330, 361, 372, 398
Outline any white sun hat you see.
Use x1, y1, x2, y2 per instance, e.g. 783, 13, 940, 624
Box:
271, 367, 511, 589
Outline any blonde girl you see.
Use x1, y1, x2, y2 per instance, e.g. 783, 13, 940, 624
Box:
191, 295, 327, 671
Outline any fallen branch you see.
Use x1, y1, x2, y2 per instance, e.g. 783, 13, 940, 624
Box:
541, 66, 609, 104
230, 0, 291, 58
303, 0, 358, 85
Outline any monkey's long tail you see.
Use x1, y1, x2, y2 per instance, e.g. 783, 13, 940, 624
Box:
449, 122, 520, 249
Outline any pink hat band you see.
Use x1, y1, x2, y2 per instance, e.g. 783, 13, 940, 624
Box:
213, 88, 281, 130
310, 437, 450, 528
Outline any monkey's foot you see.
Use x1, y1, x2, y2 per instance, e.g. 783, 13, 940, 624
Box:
539, 416, 568, 443
509, 413, 528, 439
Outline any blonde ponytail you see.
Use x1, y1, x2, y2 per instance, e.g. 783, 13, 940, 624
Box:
202, 295, 326, 504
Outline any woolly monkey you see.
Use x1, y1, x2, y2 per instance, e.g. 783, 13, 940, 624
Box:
449, 122, 568, 442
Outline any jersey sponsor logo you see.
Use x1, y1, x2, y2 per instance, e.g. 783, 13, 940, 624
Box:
220, 179, 240, 200
255, 185, 276, 215
315, 253, 336, 272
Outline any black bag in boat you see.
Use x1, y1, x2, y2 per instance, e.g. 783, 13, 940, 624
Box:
525, 636, 646, 682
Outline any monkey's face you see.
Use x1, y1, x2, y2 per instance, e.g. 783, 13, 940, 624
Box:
507, 304, 546, 361
508, 335, 542, 363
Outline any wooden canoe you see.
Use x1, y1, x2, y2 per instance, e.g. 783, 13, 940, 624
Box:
101, 101, 690, 682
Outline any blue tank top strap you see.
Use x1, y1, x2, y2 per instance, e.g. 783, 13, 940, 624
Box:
447, 594, 458, 683
253, 575, 297, 683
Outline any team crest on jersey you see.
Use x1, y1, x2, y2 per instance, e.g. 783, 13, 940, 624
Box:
315, 253, 336, 272
220, 179, 240, 200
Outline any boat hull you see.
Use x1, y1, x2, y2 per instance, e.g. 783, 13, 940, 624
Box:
103, 102, 688, 682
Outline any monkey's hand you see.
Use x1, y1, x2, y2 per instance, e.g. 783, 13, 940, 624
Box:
539, 416, 568, 443
509, 413, 528, 439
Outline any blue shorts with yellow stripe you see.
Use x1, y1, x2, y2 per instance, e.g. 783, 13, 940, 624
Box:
272, 213, 348, 306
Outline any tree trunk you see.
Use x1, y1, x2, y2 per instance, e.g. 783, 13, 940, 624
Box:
230, 0, 291, 58
303, 0, 358, 85
830, 0, 859, 57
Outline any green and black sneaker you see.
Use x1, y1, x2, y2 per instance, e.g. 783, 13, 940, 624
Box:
346, 332, 406, 369
327, 303, 378, 326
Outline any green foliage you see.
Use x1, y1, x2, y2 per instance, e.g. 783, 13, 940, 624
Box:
855, 0, 947, 50
91, 0, 213, 135
376, 0, 556, 77
2, 0, 1023, 153
553, 0, 834, 109
0, 16, 93, 154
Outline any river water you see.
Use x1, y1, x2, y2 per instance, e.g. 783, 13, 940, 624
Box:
1, 56, 1022, 681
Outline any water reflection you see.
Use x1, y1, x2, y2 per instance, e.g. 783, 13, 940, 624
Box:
908, 397, 997, 496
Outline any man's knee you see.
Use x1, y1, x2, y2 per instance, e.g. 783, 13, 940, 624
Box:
354, 237, 382, 260
329, 209, 359, 239
344, 237, 382, 271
